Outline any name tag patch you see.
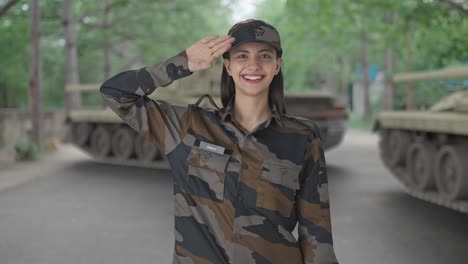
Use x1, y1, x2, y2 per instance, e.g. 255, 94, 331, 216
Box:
200, 141, 225, 155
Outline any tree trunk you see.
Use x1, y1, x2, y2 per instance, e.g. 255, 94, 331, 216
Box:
383, 11, 395, 111
360, 32, 371, 119
103, 44, 111, 81
312, 71, 322, 92
340, 55, 350, 108
0, 0, 21, 17
383, 47, 395, 110
116, 41, 125, 71
102, 2, 111, 81
29, 0, 42, 145
0, 86, 6, 108
406, 31, 414, 110
326, 77, 338, 97
63, 0, 81, 115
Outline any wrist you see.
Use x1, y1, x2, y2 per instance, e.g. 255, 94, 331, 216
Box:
165, 51, 193, 80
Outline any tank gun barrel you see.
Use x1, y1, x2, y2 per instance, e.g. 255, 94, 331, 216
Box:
393, 65, 468, 83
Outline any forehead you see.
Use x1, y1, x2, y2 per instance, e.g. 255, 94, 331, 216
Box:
230, 42, 276, 53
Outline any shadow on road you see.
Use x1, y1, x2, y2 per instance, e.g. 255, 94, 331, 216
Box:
379, 189, 468, 226
326, 164, 351, 180
65, 160, 172, 181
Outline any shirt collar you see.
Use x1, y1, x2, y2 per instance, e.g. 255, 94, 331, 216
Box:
221, 97, 283, 127
271, 103, 283, 127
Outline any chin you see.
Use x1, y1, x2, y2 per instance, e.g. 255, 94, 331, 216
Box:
238, 85, 269, 97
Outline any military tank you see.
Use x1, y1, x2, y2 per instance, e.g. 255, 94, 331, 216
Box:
374, 65, 468, 213
66, 65, 348, 169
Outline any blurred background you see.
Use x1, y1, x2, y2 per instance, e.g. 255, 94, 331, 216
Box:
1, 0, 468, 264
2, 0, 468, 147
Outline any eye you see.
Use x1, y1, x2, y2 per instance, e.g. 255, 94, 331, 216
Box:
260, 53, 272, 59
236, 54, 248, 59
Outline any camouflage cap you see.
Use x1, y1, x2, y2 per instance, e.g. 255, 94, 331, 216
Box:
223, 19, 282, 59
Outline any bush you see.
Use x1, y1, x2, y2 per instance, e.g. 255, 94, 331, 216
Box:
14, 137, 41, 161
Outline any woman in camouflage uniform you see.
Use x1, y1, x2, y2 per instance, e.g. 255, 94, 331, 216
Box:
101, 19, 339, 264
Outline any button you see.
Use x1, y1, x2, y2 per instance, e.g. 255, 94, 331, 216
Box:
177, 70, 182, 76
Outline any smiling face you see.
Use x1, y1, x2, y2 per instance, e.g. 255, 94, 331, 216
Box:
223, 42, 282, 98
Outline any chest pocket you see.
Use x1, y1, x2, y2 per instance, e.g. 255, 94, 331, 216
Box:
256, 159, 301, 217
185, 147, 230, 201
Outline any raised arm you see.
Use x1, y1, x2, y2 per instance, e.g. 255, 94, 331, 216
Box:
100, 52, 193, 155
296, 132, 339, 264
100, 36, 234, 155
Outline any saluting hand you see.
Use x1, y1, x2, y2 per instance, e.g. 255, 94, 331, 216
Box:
186, 35, 235, 72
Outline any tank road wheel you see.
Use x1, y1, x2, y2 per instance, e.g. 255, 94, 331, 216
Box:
435, 145, 468, 200
111, 127, 136, 160
405, 142, 436, 190
135, 134, 161, 162
383, 130, 410, 167
72, 123, 92, 146
90, 125, 112, 158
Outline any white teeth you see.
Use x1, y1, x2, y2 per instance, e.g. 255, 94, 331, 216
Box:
243, 75, 262, 80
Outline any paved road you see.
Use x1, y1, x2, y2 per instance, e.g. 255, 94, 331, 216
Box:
326, 131, 468, 264
0, 129, 467, 264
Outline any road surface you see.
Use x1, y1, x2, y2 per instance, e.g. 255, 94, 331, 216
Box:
0, 129, 467, 264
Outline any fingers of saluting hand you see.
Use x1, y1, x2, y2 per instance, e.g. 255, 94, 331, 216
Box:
205, 35, 234, 48
200, 35, 220, 44
199, 35, 235, 57
210, 36, 235, 58
187, 35, 235, 72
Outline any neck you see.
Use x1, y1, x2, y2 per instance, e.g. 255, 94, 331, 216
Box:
233, 93, 271, 132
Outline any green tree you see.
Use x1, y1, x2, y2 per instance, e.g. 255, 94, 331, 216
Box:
256, 0, 468, 115
0, 0, 233, 108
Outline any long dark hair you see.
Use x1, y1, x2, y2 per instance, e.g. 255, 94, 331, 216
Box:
220, 54, 287, 114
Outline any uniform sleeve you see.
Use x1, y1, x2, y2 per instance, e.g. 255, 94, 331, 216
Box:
100, 51, 193, 155
296, 132, 339, 264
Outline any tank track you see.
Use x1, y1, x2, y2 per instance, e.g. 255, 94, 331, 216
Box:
390, 166, 468, 213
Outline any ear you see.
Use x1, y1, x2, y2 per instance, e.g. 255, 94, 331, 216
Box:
223, 59, 232, 76
275, 58, 282, 75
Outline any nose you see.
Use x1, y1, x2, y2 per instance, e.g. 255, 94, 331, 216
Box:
246, 57, 260, 70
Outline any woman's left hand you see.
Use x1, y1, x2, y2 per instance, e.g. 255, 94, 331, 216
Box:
186, 35, 235, 72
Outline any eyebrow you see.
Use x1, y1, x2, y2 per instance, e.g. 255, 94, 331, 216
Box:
232, 49, 274, 54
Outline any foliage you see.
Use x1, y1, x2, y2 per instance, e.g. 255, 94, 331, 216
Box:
255, 0, 468, 109
0, 0, 29, 108
393, 81, 460, 110
14, 137, 41, 161
1, 0, 467, 116
0, 0, 232, 108
74, 0, 231, 78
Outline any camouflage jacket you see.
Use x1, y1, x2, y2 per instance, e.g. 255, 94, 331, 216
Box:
100, 52, 339, 264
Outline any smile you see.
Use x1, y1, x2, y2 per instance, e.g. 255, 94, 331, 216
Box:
242, 74, 264, 81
